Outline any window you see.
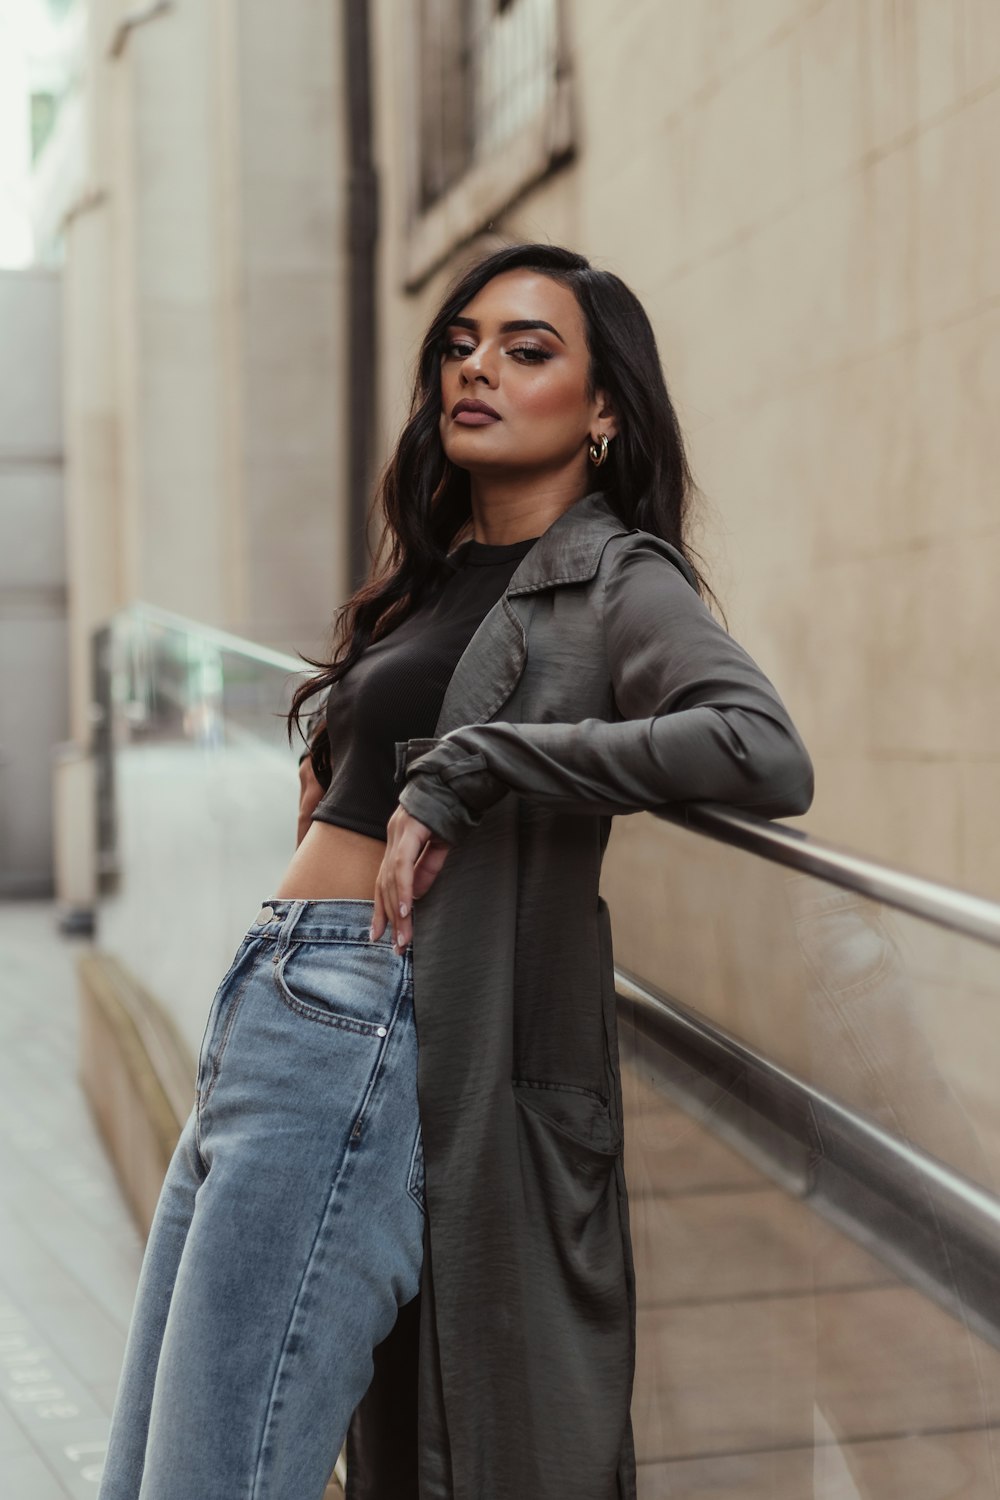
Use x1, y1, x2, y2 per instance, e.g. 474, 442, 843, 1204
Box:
402, 0, 574, 289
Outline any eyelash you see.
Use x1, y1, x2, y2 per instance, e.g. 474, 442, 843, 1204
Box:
443, 339, 552, 364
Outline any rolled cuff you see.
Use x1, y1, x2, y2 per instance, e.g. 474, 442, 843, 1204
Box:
394, 737, 441, 785
394, 735, 509, 845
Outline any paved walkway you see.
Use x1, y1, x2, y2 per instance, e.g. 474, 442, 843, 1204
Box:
0, 900, 143, 1499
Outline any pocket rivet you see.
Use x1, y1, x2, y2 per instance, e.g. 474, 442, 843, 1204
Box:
376, 1026, 387, 1038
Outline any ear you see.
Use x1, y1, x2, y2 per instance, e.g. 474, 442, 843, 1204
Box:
591, 388, 618, 441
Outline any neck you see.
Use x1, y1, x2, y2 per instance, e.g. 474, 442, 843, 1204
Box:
466, 467, 593, 545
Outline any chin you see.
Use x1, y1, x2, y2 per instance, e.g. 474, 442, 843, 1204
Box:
443, 438, 509, 468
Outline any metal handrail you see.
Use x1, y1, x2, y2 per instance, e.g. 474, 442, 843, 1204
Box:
617, 968, 1000, 1351
120, 601, 308, 676
619, 970, 1000, 1235
661, 803, 1000, 950
112, 603, 1000, 949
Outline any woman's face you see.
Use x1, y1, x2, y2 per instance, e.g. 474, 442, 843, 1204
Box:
438, 268, 615, 480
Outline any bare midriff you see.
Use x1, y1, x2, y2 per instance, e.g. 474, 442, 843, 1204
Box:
271, 820, 385, 902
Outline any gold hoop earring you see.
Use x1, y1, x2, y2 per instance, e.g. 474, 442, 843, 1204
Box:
588, 433, 610, 467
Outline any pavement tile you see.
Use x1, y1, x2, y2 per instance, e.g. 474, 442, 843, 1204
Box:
0, 902, 141, 1498
0, 1448, 68, 1500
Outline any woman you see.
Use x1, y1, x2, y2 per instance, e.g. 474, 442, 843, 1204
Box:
98, 242, 814, 1500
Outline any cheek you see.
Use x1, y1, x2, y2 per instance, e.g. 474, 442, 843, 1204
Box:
512, 369, 587, 426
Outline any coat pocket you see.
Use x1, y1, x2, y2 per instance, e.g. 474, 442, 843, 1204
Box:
512, 1080, 620, 1154
513, 1083, 621, 1237
512, 1081, 628, 1334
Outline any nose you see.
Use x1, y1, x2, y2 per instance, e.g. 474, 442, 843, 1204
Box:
459, 343, 498, 387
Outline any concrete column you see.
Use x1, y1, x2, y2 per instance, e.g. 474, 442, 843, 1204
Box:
65, 0, 350, 673
215, 0, 350, 653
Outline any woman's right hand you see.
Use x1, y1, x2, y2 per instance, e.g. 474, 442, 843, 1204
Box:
371, 803, 452, 953
296, 754, 325, 846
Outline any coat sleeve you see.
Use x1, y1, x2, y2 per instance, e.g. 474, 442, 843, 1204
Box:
394, 533, 815, 845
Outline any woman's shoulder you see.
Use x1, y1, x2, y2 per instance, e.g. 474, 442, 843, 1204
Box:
602, 526, 700, 594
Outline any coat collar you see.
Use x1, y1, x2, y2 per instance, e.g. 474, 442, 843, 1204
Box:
504, 488, 630, 596
430, 490, 630, 737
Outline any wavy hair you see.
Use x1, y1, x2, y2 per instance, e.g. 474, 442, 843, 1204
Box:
286, 240, 716, 752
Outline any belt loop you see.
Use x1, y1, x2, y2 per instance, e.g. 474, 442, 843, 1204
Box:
273, 899, 307, 959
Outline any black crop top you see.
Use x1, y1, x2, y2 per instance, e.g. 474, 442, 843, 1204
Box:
309, 533, 541, 840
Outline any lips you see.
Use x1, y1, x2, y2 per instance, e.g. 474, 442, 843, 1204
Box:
451, 398, 501, 421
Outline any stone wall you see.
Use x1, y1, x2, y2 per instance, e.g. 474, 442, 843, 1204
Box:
371, 0, 1000, 895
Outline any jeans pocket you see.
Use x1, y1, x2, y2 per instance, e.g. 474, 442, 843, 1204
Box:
407, 1121, 425, 1213
273, 938, 402, 1035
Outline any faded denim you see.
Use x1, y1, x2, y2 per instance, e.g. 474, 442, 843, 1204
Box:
97, 897, 424, 1500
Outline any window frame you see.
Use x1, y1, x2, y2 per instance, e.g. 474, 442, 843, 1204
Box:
397, 0, 575, 292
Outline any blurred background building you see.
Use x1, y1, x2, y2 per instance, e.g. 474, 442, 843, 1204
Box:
10, 0, 990, 907
2, 2, 1000, 1496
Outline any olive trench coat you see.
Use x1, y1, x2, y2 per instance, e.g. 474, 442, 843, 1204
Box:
343, 488, 814, 1500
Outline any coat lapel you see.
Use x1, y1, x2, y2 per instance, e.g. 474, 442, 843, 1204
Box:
434, 590, 534, 735
433, 489, 629, 737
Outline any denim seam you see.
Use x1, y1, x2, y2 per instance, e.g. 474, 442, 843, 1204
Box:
250, 1156, 363, 1498
345, 953, 410, 1142
195, 956, 258, 1154
406, 1118, 425, 1214
194, 935, 255, 1082
250, 953, 412, 1496
269, 935, 388, 947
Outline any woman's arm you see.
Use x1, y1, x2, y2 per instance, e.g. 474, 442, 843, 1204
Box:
296, 756, 326, 846
394, 533, 814, 846
295, 708, 332, 844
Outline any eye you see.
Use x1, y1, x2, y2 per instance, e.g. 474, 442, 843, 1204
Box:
441, 337, 552, 363
508, 344, 552, 363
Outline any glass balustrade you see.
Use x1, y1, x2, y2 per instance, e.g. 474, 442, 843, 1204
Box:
93, 603, 1000, 1497
93, 604, 310, 1060
606, 815, 1000, 1497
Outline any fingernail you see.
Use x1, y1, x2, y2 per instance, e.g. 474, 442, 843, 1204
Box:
368, 926, 374, 942
399, 902, 408, 918
396, 930, 404, 947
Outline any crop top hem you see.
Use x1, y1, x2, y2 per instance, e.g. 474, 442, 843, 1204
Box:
309, 533, 539, 840
310, 807, 388, 842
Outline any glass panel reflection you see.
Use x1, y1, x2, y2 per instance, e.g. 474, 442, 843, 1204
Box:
94, 605, 306, 1060
608, 817, 1000, 1497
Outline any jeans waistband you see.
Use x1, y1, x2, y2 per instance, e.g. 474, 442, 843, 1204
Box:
249, 897, 392, 946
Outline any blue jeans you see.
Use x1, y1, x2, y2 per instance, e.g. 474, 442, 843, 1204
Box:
97, 897, 425, 1500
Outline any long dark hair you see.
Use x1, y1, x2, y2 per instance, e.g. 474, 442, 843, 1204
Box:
286, 240, 716, 751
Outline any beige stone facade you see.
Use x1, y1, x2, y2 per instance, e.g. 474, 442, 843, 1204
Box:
370, 0, 1000, 898
59, 0, 1000, 893
46, 12, 1000, 1486
62, 0, 349, 745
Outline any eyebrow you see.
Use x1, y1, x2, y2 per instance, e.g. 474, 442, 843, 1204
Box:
448, 315, 566, 346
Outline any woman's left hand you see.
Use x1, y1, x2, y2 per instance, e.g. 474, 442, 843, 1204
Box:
371, 805, 453, 953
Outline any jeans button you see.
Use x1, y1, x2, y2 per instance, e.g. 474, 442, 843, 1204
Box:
255, 905, 275, 925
